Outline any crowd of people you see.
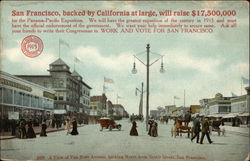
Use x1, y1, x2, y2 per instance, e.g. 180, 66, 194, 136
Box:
128, 115, 224, 145
0, 116, 80, 139
1, 114, 224, 144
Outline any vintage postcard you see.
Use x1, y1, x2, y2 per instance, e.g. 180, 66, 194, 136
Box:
0, 1, 249, 161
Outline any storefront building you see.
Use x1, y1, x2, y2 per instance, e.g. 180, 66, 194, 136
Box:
16, 58, 91, 117
228, 95, 249, 126
0, 71, 55, 120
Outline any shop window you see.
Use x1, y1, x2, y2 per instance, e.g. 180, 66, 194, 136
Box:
59, 96, 64, 100
14, 91, 23, 106
3, 87, 13, 104
219, 106, 231, 113
38, 98, 43, 108
31, 96, 39, 108
23, 94, 30, 107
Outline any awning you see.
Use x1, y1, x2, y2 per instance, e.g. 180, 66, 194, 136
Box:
191, 113, 200, 118
238, 113, 250, 117
208, 114, 224, 118
222, 113, 239, 118
53, 109, 66, 114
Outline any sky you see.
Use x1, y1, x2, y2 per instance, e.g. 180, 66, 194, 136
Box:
1, 1, 249, 115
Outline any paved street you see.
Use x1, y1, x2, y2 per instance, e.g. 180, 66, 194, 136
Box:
1, 119, 249, 161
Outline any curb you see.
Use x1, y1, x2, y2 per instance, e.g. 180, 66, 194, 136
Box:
0, 125, 84, 140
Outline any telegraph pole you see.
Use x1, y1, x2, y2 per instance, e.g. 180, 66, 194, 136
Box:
146, 44, 150, 131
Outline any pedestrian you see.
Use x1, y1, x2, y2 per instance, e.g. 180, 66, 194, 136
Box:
56, 119, 59, 129
40, 120, 47, 137
3, 117, 9, 132
11, 119, 17, 136
148, 119, 153, 136
52, 118, 55, 128
71, 118, 79, 135
27, 119, 36, 138
151, 120, 158, 137
65, 119, 71, 135
191, 116, 201, 143
19, 119, 27, 139
48, 118, 52, 127
200, 117, 213, 144
129, 120, 138, 136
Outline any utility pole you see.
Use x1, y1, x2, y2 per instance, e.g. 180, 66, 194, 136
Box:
146, 44, 150, 131
132, 44, 165, 132
140, 82, 144, 116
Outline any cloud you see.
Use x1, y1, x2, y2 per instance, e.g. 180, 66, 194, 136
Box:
2, 47, 56, 74
161, 48, 221, 74
72, 46, 135, 73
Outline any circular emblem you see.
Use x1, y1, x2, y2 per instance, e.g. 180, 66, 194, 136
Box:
21, 35, 43, 58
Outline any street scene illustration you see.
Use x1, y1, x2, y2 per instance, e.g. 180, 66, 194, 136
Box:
0, 1, 249, 161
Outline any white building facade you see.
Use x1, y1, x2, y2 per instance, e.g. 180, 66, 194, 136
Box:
0, 71, 55, 120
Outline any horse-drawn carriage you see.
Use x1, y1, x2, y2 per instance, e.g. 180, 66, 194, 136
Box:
171, 119, 192, 138
99, 117, 122, 131
209, 119, 225, 136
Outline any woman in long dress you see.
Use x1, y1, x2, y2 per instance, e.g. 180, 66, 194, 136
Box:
151, 121, 158, 137
27, 120, 36, 138
19, 119, 27, 139
40, 120, 47, 137
148, 120, 153, 136
65, 119, 71, 135
130, 121, 138, 136
71, 118, 79, 135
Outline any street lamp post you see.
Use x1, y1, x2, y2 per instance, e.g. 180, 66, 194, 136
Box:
132, 44, 165, 131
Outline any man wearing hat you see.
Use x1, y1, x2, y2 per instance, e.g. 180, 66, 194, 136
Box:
191, 115, 201, 143
200, 117, 213, 144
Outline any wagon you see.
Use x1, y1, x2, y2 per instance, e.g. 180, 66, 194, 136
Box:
172, 119, 191, 138
99, 117, 122, 131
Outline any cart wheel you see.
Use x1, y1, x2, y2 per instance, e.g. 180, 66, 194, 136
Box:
109, 125, 112, 131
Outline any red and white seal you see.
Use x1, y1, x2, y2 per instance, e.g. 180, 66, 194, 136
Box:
21, 35, 44, 58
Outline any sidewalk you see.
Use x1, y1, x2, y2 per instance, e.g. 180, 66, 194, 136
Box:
223, 125, 249, 137
0, 125, 83, 140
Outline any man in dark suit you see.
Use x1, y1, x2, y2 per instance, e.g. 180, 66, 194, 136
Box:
200, 117, 213, 144
191, 116, 201, 143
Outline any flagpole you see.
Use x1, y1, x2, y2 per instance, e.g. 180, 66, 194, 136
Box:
184, 90, 186, 107
103, 77, 105, 94
241, 78, 242, 96
74, 60, 75, 71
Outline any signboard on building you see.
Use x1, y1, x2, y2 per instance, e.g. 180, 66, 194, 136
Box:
8, 111, 19, 120
0, 78, 32, 92
43, 91, 55, 99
